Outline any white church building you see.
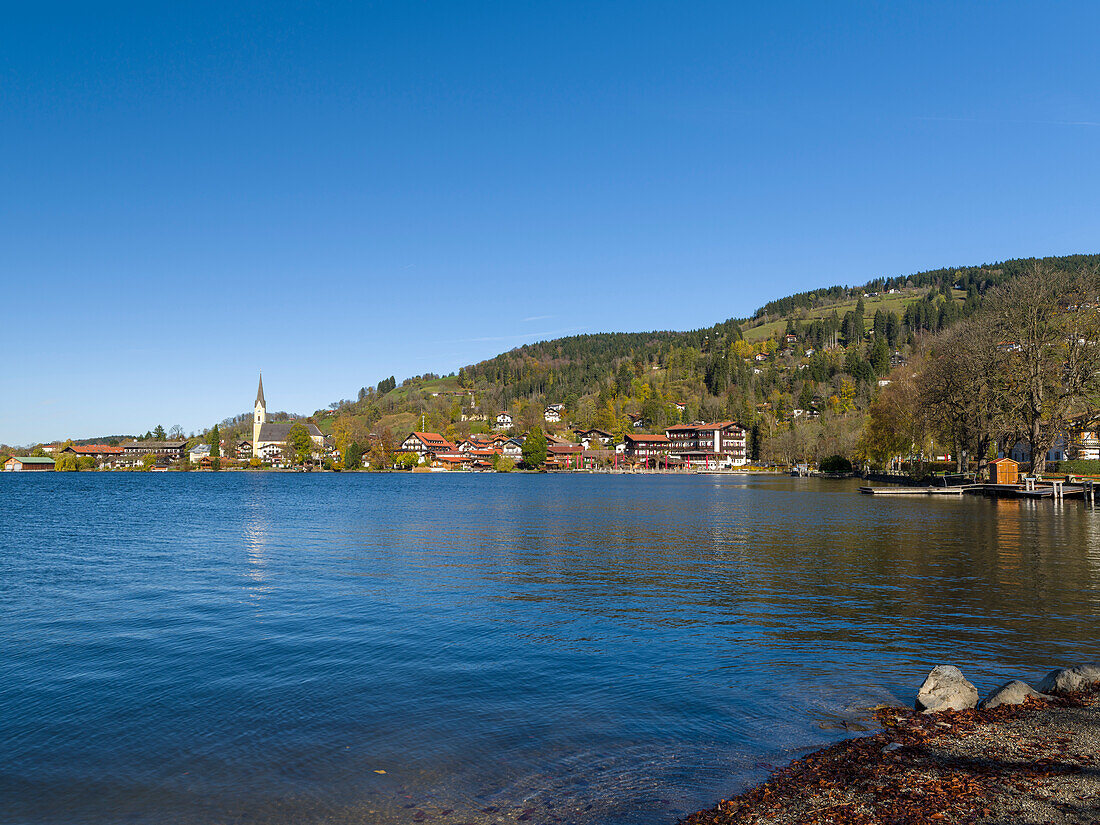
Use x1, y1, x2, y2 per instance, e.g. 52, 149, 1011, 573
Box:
251, 374, 324, 462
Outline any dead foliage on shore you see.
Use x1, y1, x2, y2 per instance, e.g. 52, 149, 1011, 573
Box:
680, 691, 1099, 825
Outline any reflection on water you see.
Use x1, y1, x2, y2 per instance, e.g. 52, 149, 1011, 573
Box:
244, 488, 270, 592
1, 473, 1099, 825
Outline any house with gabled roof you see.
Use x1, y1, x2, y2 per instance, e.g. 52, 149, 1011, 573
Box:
576, 428, 613, 448
399, 431, 455, 462
3, 455, 55, 471
501, 438, 524, 463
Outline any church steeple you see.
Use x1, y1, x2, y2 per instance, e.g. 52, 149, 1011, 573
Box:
253, 372, 267, 448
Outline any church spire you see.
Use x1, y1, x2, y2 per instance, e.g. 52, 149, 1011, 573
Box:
255, 372, 266, 407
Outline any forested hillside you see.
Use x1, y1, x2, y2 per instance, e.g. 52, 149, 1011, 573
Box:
218, 254, 1099, 467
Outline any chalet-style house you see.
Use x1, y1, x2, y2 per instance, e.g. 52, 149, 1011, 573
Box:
544, 404, 564, 423
3, 456, 55, 471
400, 431, 455, 461
665, 421, 748, 467
501, 438, 524, 463
236, 441, 253, 459
251, 374, 324, 461
576, 428, 612, 448
495, 411, 513, 429
546, 442, 583, 469
624, 433, 669, 460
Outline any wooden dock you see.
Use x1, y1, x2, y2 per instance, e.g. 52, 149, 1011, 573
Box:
861, 481, 1095, 501
859, 485, 968, 496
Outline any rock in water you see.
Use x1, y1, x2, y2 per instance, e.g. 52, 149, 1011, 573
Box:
1036, 664, 1100, 694
979, 680, 1051, 709
915, 665, 979, 713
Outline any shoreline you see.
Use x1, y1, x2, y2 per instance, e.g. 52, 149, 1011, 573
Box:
680, 668, 1100, 825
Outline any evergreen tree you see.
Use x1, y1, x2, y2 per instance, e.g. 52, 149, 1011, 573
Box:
870, 336, 891, 376
208, 424, 221, 458
797, 381, 814, 411
522, 426, 548, 468
153, 424, 166, 440
344, 441, 365, 470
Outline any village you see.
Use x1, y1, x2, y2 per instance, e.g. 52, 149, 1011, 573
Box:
6, 363, 1100, 480
1, 376, 752, 474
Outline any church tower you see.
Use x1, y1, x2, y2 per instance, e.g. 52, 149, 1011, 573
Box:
253, 372, 267, 447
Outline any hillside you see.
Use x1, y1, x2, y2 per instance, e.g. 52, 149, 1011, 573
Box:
211, 254, 1098, 462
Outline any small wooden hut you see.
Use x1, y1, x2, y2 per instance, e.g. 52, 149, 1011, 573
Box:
989, 457, 1019, 484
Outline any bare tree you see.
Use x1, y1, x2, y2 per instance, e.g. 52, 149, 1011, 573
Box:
919, 317, 1008, 472
987, 263, 1100, 472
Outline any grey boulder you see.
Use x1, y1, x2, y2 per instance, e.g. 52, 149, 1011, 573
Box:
1036, 664, 1100, 694
979, 680, 1051, 710
915, 665, 979, 713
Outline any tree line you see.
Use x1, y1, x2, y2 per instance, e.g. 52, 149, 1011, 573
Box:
859, 262, 1100, 475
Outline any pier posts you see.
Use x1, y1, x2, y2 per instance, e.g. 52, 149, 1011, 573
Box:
1024, 477, 1036, 492
1084, 479, 1096, 506
1051, 479, 1064, 500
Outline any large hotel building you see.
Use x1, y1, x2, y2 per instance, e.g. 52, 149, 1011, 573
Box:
663, 421, 748, 468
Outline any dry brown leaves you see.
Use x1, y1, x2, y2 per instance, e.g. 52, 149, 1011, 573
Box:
680, 695, 1091, 825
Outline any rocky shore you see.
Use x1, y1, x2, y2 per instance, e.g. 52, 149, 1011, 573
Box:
681, 665, 1100, 825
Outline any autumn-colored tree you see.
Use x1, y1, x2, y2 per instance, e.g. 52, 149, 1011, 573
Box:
856, 362, 930, 473
55, 453, 81, 472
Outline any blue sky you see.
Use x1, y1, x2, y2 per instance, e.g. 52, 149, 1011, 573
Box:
2, 1, 1099, 444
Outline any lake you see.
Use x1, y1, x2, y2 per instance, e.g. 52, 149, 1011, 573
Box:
2, 473, 1099, 824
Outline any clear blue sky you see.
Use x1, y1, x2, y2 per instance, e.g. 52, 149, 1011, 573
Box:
3, 1, 1099, 445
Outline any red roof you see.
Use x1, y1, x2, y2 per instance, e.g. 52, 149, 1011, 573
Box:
626, 433, 669, 443
548, 443, 583, 454
432, 453, 468, 464
409, 432, 455, 449
65, 444, 125, 455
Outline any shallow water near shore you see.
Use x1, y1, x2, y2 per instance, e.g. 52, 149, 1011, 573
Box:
2, 473, 1099, 824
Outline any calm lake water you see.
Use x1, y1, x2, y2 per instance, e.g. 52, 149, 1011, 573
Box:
3, 473, 1099, 824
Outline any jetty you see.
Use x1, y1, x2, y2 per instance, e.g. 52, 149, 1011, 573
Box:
859, 485, 968, 496
860, 477, 1098, 502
